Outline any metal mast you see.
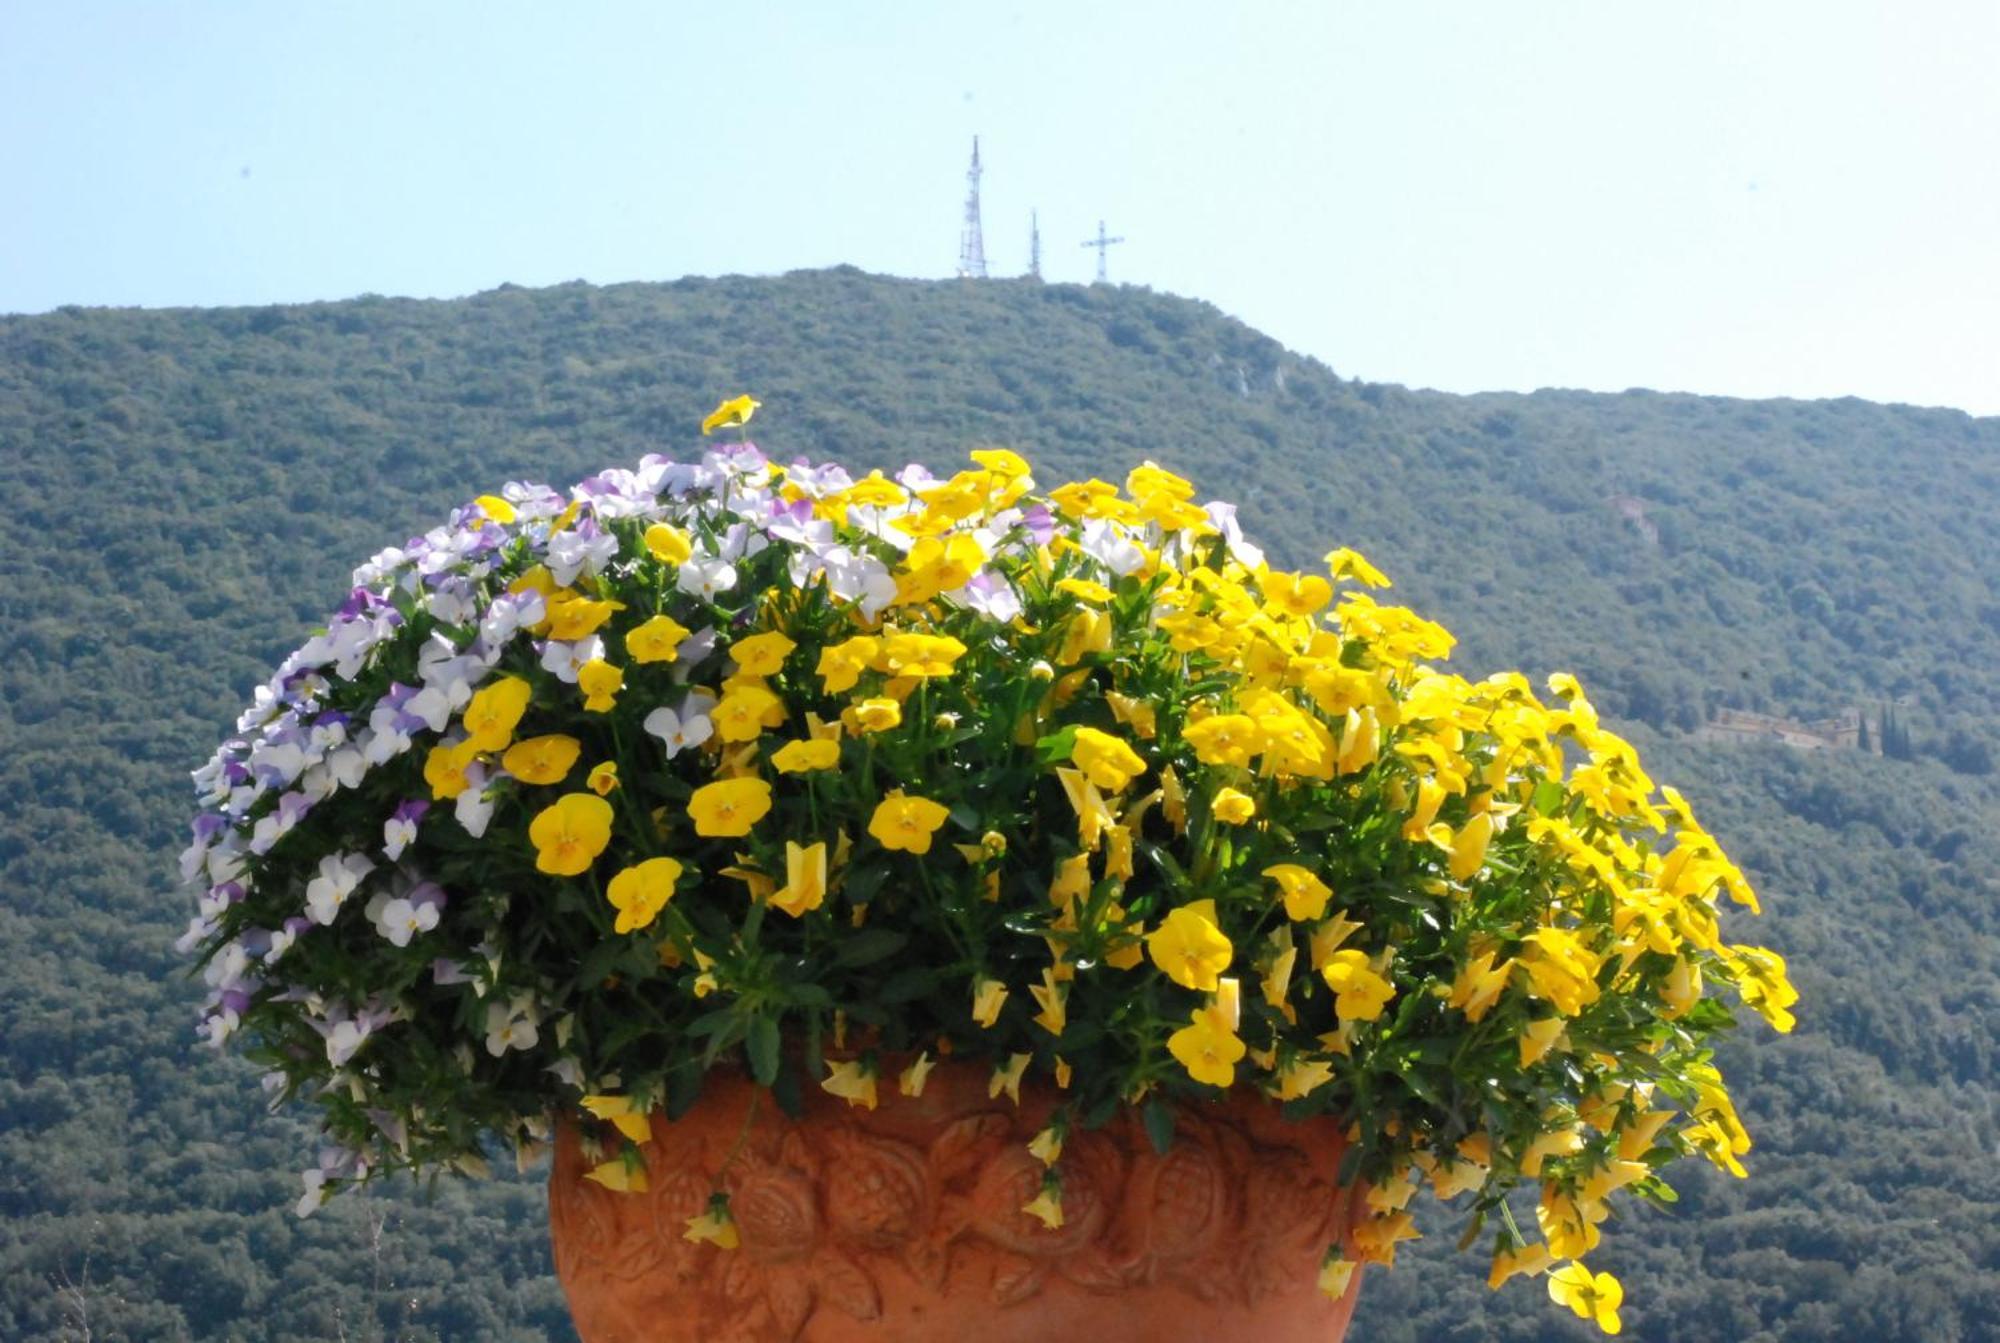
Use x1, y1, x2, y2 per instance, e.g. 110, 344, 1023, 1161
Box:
957, 137, 988, 279
1081, 219, 1125, 284
1029, 210, 1042, 280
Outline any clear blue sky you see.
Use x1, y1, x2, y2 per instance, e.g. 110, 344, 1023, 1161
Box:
5, 2, 1997, 414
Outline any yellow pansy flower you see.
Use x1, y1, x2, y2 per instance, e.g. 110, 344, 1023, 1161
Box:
1147, 902, 1233, 991
989, 1052, 1031, 1104
730, 631, 796, 677
1488, 1241, 1553, 1290
1055, 768, 1114, 849
1047, 851, 1091, 908
545, 594, 625, 642
771, 738, 840, 773
587, 761, 620, 796
1104, 690, 1157, 739
770, 841, 827, 917
1055, 576, 1114, 604
1021, 1182, 1064, 1230
461, 675, 532, 752
1047, 478, 1128, 521
898, 1052, 935, 1098
1126, 460, 1194, 503
1446, 950, 1512, 1023
503, 734, 583, 786
1519, 1017, 1568, 1068
1058, 607, 1113, 664
1520, 1125, 1584, 1177
1262, 570, 1333, 618
1168, 998, 1246, 1087
713, 684, 781, 742
528, 793, 614, 876
1317, 1253, 1357, 1301
1070, 726, 1146, 792
970, 446, 1031, 478
1448, 812, 1495, 881
868, 791, 950, 854
820, 1059, 877, 1110
580, 1094, 653, 1145
1547, 1263, 1622, 1335
1324, 546, 1391, 587
605, 856, 682, 934
1028, 967, 1067, 1036
817, 636, 879, 695
1183, 713, 1263, 767
1028, 1123, 1063, 1166
625, 613, 692, 663
700, 393, 760, 434
577, 659, 623, 713
970, 977, 1009, 1028
875, 632, 968, 679
683, 1201, 740, 1250
845, 698, 902, 734
1321, 949, 1396, 1021
471, 493, 517, 525
583, 1158, 648, 1193
686, 777, 773, 837
423, 739, 482, 800
643, 523, 693, 566
1212, 787, 1257, 825
1277, 1057, 1334, 1100
1263, 864, 1332, 922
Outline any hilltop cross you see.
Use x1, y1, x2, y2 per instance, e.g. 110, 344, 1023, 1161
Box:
1081, 219, 1124, 284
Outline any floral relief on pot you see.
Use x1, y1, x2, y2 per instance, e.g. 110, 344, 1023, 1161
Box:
549, 1070, 1367, 1343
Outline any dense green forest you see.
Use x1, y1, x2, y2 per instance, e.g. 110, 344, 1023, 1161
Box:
1, 269, 1996, 1341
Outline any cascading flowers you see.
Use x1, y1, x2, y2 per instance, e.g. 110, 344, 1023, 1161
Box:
181, 395, 1795, 1333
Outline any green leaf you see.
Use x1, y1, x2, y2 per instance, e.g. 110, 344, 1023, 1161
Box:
877, 967, 940, 1003
834, 928, 909, 967
684, 1009, 739, 1040
1035, 725, 1078, 764
745, 1013, 781, 1086
664, 1062, 704, 1121
573, 938, 624, 990
784, 982, 833, 1009
770, 1059, 804, 1118
1143, 1097, 1176, 1154
841, 863, 888, 907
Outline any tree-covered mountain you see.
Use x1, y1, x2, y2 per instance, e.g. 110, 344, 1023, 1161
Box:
1, 269, 1995, 1341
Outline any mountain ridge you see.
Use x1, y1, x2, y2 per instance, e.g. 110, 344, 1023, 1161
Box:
0, 269, 1994, 1341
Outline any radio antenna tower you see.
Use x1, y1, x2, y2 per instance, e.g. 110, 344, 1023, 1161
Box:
1029, 210, 1042, 280
1081, 219, 1125, 284
957, 137, 988, 279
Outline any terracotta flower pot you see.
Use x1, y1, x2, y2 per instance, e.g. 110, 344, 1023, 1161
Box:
549, 1066, 1366, 1343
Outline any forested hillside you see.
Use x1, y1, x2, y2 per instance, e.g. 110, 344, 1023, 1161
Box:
1, 269, 1995, 1341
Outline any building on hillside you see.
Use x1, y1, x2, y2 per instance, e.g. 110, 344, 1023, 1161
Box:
1697, 707, 1880, 753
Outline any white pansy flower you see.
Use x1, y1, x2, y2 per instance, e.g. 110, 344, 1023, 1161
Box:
484, 1000, 540, 1057
455, 766, 495, 837
546, 527, 619, 586
1080, 518, 1147, 576
305, 852, 375, 925
643, 702, 714, 758
375, 898, 440, 948
676, 555, 737, 601
540, 635, 603, 684
295, 1169, 329, 1219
